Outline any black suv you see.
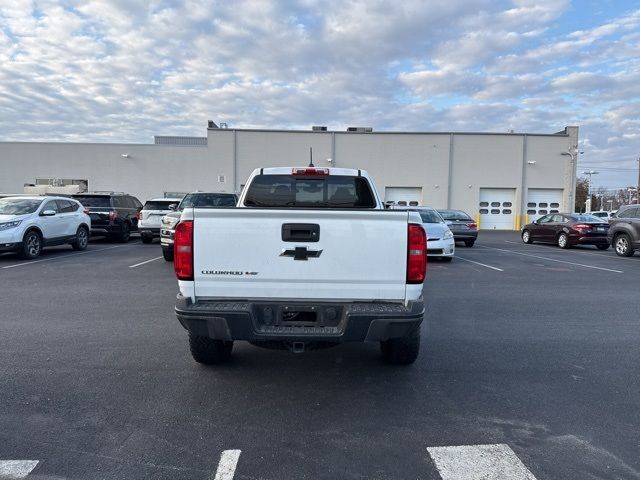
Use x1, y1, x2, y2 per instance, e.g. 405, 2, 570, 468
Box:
607, 205, 640, 256
73, 192, 143, 242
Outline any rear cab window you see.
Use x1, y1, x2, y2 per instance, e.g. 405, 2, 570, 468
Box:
244, 174, 376, 208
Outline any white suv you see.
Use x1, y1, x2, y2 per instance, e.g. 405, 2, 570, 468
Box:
0, 196, 91, 259
138, 197, 182, 244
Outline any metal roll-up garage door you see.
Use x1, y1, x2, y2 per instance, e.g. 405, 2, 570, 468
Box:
479, 188, 516, 230
526, 189, 563, 222
384, 187, 422, 206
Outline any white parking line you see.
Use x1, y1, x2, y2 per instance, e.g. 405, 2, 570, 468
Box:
455, 256, 504, 272
1, 245, 130, 269
0, 460, 39, 478
129, 256, 163, 268
427, 444, 537, 480
212, 450, 241, 480
479, 246, 623, 274
503, 240, 630, 260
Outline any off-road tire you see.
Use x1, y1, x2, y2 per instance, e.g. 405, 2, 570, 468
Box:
464, 240, 475, 247
188, 333, 233, 364
380, 326, 421, 365
442, 257, 453, 262
141, 234, 153, 244
72, 226, 89, 251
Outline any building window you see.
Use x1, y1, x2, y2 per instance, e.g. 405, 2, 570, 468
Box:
491, 209, 500, 214
503, 202, 512, 207
479, 202, 489, 207
527, 202, 536, 208
479, 209, 489, 214
503, 209, 512, 214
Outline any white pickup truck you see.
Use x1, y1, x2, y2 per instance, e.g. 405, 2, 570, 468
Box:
174, 166, 427, 365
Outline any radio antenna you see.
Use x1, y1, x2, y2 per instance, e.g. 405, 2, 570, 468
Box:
309, 147, 315, 167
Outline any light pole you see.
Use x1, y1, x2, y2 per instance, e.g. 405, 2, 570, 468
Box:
581, 170, 599, 213
607, 199, 613, 212
563, 146, 583, 212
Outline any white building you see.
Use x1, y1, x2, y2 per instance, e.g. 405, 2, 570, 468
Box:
0, 125, 578, 230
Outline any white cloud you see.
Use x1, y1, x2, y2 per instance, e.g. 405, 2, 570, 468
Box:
0, 1, 638, 186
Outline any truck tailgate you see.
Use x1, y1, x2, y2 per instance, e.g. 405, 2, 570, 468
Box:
192, 209, 409, 301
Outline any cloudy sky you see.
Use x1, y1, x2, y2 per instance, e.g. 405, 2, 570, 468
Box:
0, 0, 638, 189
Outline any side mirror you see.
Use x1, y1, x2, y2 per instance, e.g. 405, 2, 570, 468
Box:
168, 204, 177, 211
41, 210, 56, 216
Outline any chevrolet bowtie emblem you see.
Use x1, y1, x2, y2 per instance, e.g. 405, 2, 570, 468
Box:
280, 247, 323, 261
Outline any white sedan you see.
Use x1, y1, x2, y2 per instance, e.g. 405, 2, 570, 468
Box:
0, 196, 91, 259
413, 207, 455, 262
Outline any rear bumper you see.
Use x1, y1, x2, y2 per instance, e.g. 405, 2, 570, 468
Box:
426, 238, 455, 257
175, 295, 424, 343
571, 235, 609, 245
452, 231, 478, 241
139, 227, 160, 237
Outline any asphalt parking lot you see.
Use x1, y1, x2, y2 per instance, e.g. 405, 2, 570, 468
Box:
1, 232, 639, 480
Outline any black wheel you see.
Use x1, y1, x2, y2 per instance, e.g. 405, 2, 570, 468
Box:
162, 246, 174, 261
596, 244, 609, 250
557, 232, 570, 249
464, 240, 475, 247
141, 235, 153, 244
614, 233, 635, 257
522, 230, 533, 244
380, 326, 421, 365
72, 226, 89, 251
188, 333, 233, 364
20, 230, 42, 259
117, 222, 130, 243
442, 257, 453, 262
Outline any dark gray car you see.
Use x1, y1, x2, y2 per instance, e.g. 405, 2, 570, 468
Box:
436, 209, 478, 247
607, 205, 640, 256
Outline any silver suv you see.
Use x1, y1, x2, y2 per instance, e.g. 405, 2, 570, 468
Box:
160, 192, 237, 261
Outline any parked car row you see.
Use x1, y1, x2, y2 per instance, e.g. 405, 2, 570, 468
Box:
521, 205, 640, 257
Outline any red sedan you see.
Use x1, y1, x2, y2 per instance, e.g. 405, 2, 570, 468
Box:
521, 213, 610, 249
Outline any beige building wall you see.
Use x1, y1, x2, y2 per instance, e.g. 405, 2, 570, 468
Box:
0, 126, 577, 230
0, 141, 232, 201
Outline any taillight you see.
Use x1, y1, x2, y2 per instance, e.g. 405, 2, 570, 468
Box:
136, 211, 142, 220
292, 167, 329, 176
573, 224, 592, 232
466, 222, 478, 229
407, 224, 427, 284
174, 221, 193, 280
83, 208, 90, 215
108, 210, 118, 222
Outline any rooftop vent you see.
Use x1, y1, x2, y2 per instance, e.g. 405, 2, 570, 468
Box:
312, 126, 327, 131
154, 136, 207, 146
346, 127, 373, 133
208, 120, 218, 129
